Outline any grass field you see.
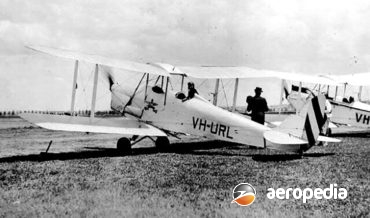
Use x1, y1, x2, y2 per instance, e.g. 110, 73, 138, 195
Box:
0, 118, 369, 217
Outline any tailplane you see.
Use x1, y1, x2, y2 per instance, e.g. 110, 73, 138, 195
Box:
276, 94, 327, 150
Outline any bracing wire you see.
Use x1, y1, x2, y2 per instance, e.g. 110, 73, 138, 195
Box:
220, 79, 229, 108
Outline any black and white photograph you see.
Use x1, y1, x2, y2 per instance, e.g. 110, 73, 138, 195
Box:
0, 0, 369, 217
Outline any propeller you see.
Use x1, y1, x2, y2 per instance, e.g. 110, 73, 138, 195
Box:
101, 65, 115, 91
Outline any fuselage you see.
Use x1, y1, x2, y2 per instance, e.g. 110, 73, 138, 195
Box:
288, 92, 370, 131
141, 87, 271, 147
330, 100, 370, 129
111, 84, 309, 152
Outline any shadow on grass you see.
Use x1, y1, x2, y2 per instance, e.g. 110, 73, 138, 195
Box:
252, 152, 335, 162
0, 140, 335, 163
0, 140, 245, 163
331, 132, 370, 138
0, 148, 123, 163
164, 140, 244, 153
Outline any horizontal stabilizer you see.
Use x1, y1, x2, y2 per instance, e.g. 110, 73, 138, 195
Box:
317, 136, 341, 143
264, 130, 308, 145
20, 113, 167, 136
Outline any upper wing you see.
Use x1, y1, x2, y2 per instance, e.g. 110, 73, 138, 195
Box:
27, 45, 339, 85
177, 66, 269, 79
176, 66, 338, 85
264, 70, 339, 85
324, 72, 370, 86
20, 113, 167, 136
27, 45, 170, 77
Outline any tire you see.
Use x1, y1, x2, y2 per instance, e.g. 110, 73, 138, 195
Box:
155, 137, 170, 151
298, 150, 303, 158
117, 137, 131, 154
327, 128, 332, 137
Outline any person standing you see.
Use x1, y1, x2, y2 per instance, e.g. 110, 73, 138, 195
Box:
247, 87, 269, 125
320, 96, 333, 146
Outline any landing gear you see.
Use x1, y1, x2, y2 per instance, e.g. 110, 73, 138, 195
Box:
155, 136, 170, 151
117, 137, 132, 154
298, 149, 304, 158
326, 128, 332, 137
116, 136, 170, 153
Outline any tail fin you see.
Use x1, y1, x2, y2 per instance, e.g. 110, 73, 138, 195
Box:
276, 94, 327, 149
282, 79, 290, 99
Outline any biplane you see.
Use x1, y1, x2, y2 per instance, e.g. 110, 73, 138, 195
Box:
20, 46, 339, 155
284, 72, 370, 134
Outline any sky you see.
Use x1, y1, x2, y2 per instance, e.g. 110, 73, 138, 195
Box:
1, 0, 370, 110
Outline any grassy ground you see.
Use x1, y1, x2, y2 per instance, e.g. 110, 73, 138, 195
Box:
0, 119, 369, 217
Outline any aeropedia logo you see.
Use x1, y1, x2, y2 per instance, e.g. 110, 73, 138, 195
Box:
267, 184, 348, 203
231, 183, 256, 206
231, 183, 347, 206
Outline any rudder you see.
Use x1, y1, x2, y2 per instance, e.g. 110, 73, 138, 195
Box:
277, 94, 327, 150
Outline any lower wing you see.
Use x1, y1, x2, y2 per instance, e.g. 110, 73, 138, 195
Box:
20, 113, 166, 136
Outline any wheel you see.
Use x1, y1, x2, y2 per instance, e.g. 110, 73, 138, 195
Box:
298, 150, 303, 158
155, 137, 170, 151
117, 137, 132, 154
326, 128, 332, 137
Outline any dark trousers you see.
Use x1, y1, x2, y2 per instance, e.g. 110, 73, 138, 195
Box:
251, 112, 265, 125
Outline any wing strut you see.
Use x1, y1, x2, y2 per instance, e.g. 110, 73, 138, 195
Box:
232, 78, 239, 112
358, 86, 363, 101
70, 60, 79, 115
91, 64, 99, 119
279, 79, 284, 115
297, 82, 302, 115
343, 83, 347, 97
144, 73, 149, 101
180, 75, 185, 91
213, 78, 220, 105
164, 77, 169, 105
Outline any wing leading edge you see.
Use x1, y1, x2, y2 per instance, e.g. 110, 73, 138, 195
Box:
26, 45, 170, 77
20, 113, 167, 136
27, 45, 339, 85
176, 66, 338, 85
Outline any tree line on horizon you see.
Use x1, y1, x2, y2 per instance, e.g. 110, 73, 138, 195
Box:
1, 103, 295, 117
0, 110, 121, 117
